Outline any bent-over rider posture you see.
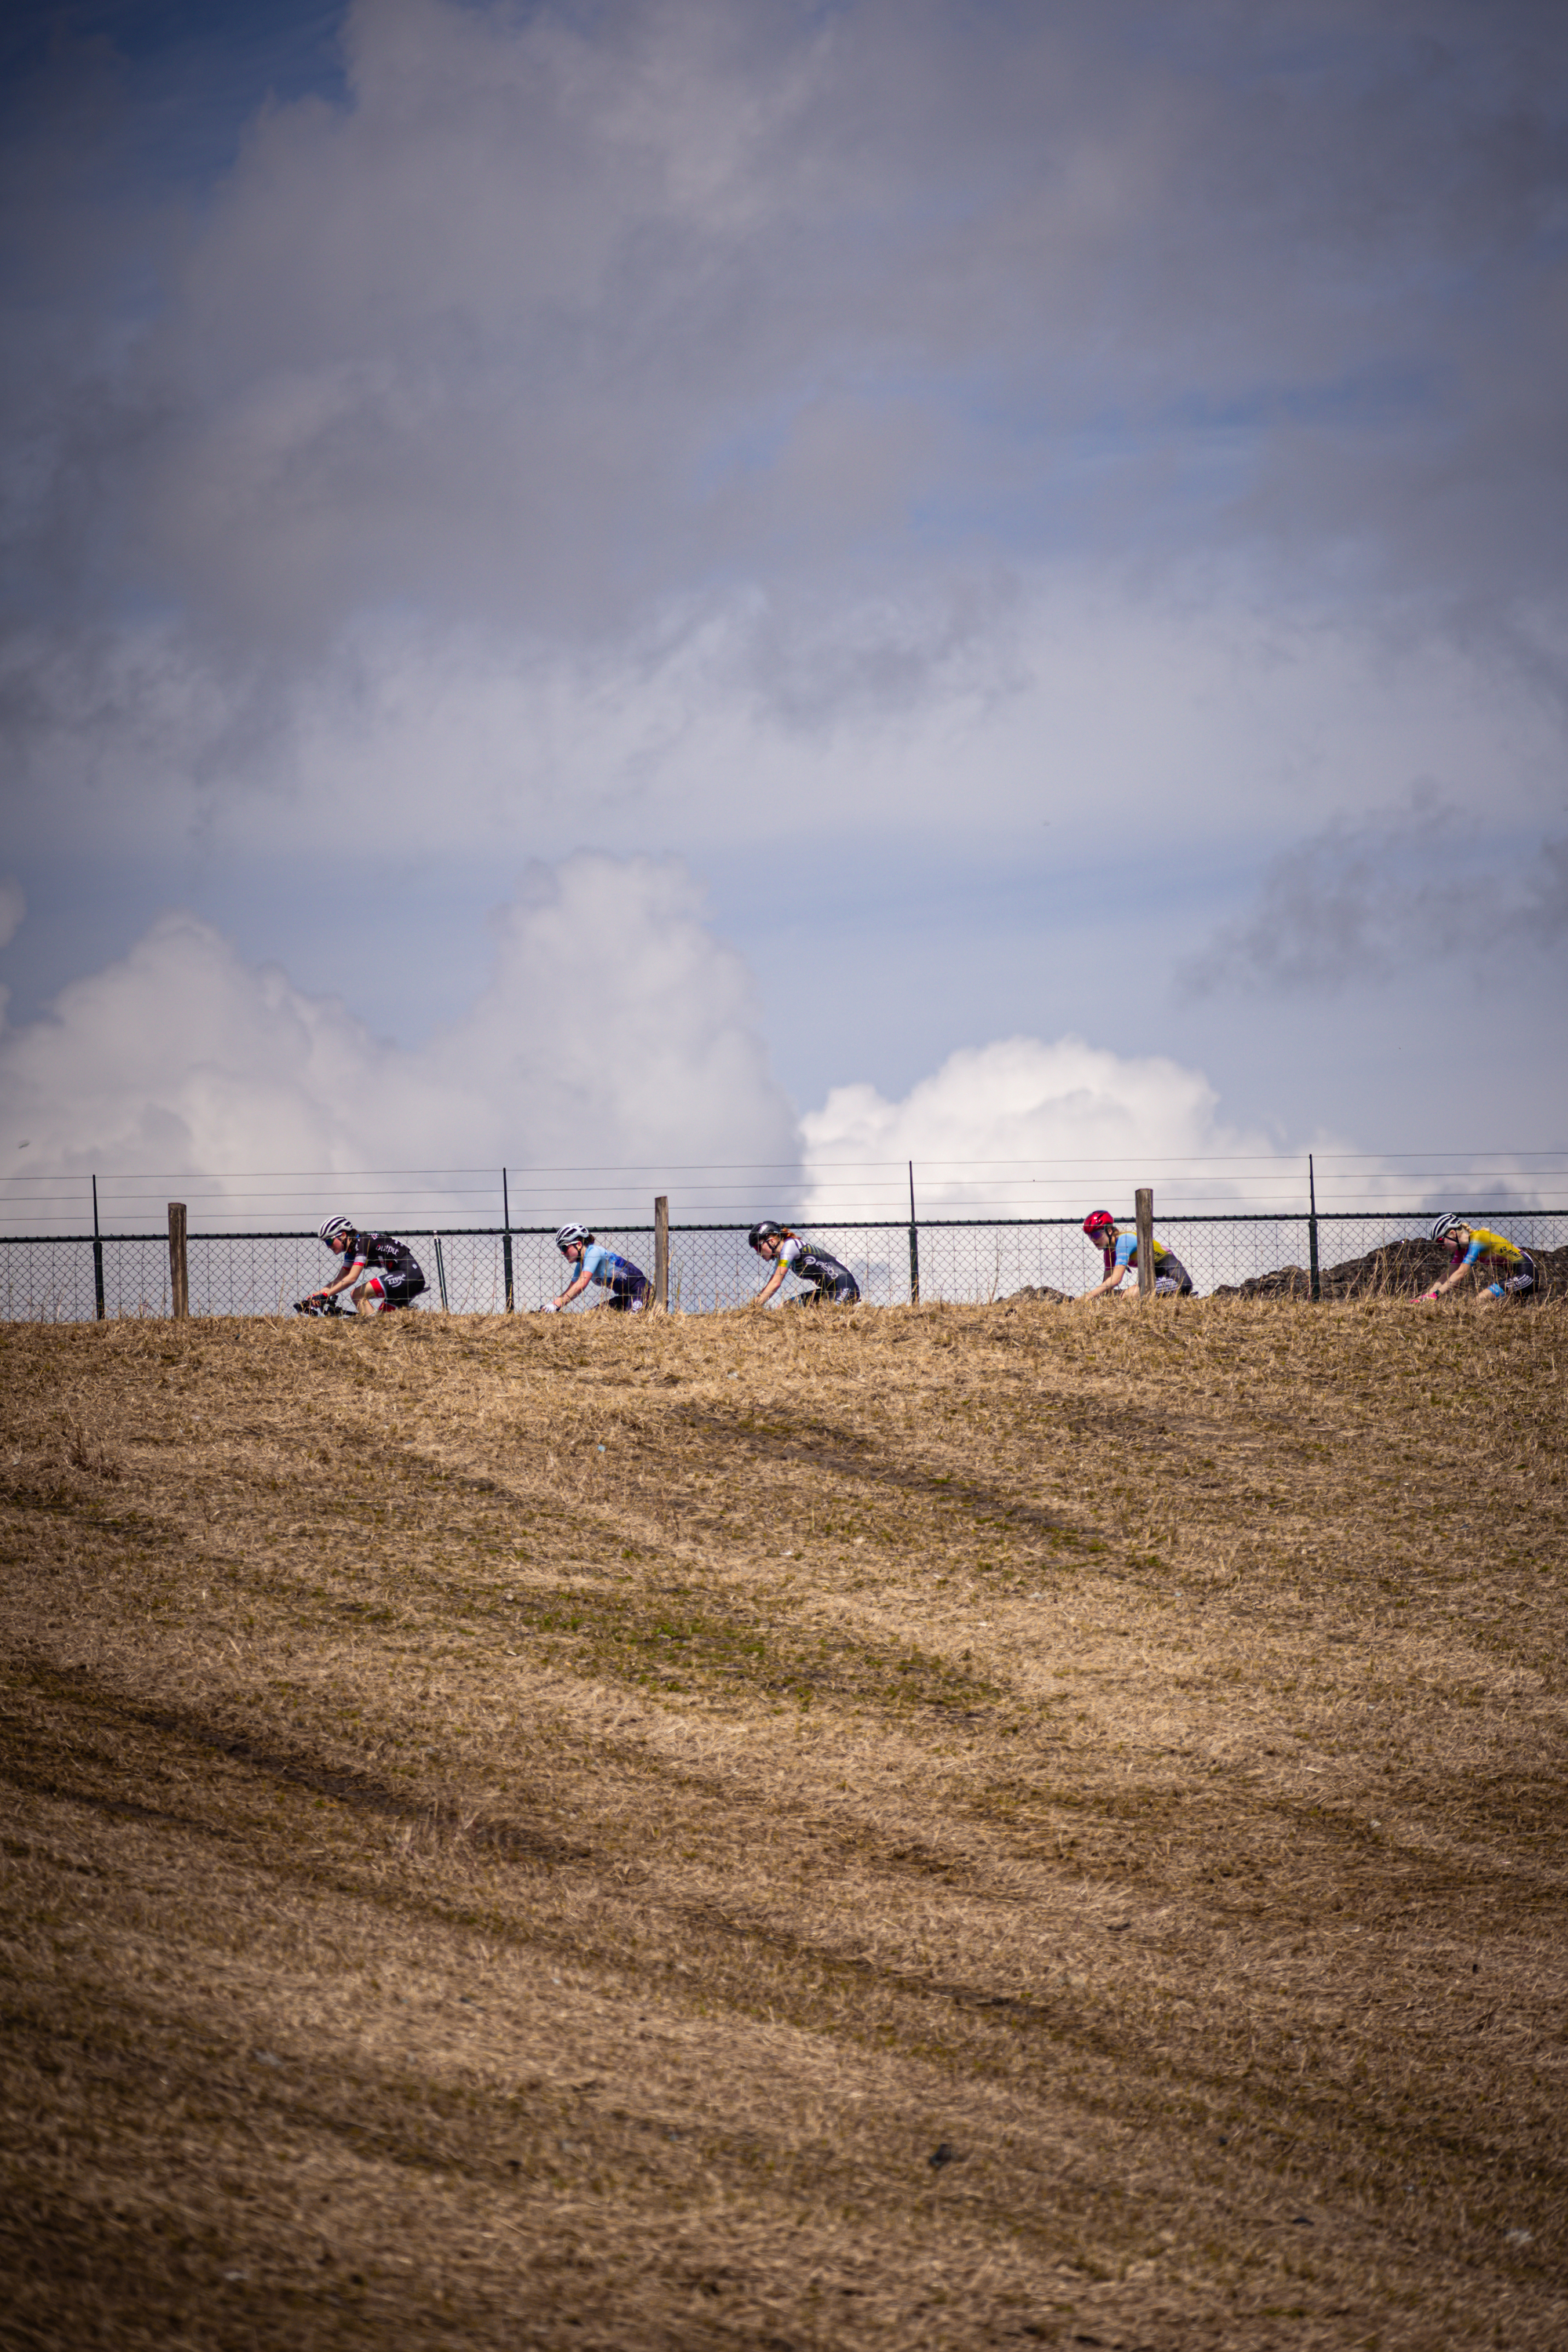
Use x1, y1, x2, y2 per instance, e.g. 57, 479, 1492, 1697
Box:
1422, 1214, 1535, 1305
546, 1224, 652, 1313
1074, 1209, 1192, 1303
303, 1216, 426, 1316
748, 1221, 860, 1306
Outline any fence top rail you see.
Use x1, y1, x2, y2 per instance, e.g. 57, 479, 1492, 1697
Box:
5, 1206, 1566, 1246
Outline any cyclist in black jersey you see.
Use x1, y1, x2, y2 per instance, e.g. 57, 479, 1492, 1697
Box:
303, 1216, 426, 1316
747, 1221, 860, 1306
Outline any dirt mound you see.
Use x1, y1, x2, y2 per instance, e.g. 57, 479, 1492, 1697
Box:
1007, 1283, 1073, 1305
1214, 1237, 1568, 1303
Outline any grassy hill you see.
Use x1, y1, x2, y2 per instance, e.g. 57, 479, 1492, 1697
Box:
2, 1294, 1565, 2350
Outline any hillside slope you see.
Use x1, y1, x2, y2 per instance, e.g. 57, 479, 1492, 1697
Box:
2, 1296, 1565, 2350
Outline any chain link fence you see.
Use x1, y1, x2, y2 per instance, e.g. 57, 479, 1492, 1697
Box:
4, 1208, 1565, 1323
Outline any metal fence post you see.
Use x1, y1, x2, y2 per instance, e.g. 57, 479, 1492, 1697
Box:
432, 1232, 449, 1312
501, 1168, 514, 1312
168, 1202, 189, 1320
1134, 1186, 1155, 1301
908, 1161, 920, 1305
654, 1195, 670, 1310
1308, 1154, 1321, 1302
92, 1173, 105, 1322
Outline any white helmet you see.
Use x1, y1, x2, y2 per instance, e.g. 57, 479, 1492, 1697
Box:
555, 1222, 592, 1254
1430, 1213, 1465, 1243
319, 1215, 354, 1245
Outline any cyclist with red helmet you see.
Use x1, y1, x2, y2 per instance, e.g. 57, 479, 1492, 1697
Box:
1075, 1210, 1193, 1303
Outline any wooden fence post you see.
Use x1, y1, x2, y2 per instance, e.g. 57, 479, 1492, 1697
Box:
1134, 1187, 1155, 1302
907, 1160, 920, 1305
654, 1195, 670, 1311
168, 1202, 189, 1321
92, 1172, 106, 1322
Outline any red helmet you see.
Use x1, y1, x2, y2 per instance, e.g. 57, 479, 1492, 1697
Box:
1083, 1210, 1115, 1238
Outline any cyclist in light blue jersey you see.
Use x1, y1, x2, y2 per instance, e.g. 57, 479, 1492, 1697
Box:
1074, 1209, 1192, 1303
544, 1223, 652, 1314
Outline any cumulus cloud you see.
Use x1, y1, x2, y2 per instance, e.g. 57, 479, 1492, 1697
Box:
0, 871, 1322, 1227
0, 854, 800, 1197
1178, 794, 1568, 996
803, 1034, 1304, 1215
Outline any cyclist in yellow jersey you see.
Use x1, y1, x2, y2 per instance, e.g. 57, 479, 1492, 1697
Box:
1422, 1214, 1535, 1304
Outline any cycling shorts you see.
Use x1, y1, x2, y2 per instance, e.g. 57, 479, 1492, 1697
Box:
362, 1269, 426, 1309
1484, 1250, 1534, 1300
1120, 1256, 1192, 1297
788, 1272, 860, 1305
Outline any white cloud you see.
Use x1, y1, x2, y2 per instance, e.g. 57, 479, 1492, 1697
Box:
0, 854, 800, 1204
6, 583, 1561, 882
802, 1034, 1305, 1219
0, 874, 1322, 1232
8, 882, 1554, 1301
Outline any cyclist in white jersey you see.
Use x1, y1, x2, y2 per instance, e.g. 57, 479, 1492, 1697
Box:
748, 1221, 860, 1307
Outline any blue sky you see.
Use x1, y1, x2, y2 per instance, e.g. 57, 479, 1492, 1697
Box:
1, 0, 1564, 1200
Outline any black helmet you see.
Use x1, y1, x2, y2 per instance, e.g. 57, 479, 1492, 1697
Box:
748, 1220, 782, 1253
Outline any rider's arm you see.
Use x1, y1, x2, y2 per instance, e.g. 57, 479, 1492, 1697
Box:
1077, 1240, 1131, 1304
554, 1268, 593, 1308
1423, 1242, 1477, 1300
753, 1262, 786, 1306
321, 1254, 366, 1298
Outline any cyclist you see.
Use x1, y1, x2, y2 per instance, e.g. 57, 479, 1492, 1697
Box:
1421, 1214, 1535, 1305
545, 1224, 652, 1313
1074, 1209, 1193, 1303
304, 1216, 426, 1316
747, 1221, 860, 1307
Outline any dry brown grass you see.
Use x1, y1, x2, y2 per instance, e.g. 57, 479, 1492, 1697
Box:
1, 1291, 1564, 2350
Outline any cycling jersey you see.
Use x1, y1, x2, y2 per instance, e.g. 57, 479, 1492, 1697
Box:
337, 1229, 423, 1278
1456, 1228, 1524, 1272
1110, 1232, 1192, 1294
579, 1243, 652, 1307
777, 1235, 859, 1302
1112, 1232, 1172, 1272
1453, 1229, 1534, 1299
333, 1229, 425, 1308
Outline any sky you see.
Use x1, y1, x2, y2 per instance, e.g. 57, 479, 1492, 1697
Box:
1, 0, 1565, 1225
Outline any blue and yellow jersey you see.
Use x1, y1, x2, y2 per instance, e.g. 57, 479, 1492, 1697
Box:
1112, 1231, 1174, 1274
1457, 1227, 1523, 1272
